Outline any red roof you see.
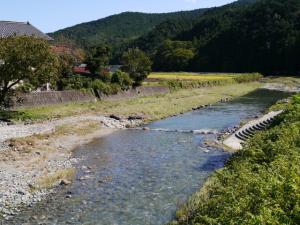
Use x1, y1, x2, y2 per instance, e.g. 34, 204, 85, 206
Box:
73, 66, 90, 74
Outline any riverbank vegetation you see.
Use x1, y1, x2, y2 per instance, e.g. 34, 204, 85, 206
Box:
0, 82, 261, 122
170, 94, 300, 225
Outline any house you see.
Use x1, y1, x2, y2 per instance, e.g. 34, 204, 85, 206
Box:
0, 21, 53, 91
0, 21, 52, 40
72, 64, 123, 76
73, 64, 91, 75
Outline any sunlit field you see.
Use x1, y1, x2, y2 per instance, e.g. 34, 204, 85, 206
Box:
148, 72, 238, 81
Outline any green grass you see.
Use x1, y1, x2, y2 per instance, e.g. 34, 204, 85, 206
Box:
170, 94, 300, 225
1, 82, 261, 122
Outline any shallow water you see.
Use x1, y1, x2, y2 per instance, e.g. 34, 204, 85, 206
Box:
6, 89, 290, 225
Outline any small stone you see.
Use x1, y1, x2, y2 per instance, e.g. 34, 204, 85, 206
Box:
128, 115, 143, 120
17, 190, 26, 195
110, 114, 121, 120
60, 179, 71, 185
28, 183, 35, 189
79, 175, 91, 181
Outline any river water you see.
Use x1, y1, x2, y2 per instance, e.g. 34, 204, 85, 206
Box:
7, 89, 290, 225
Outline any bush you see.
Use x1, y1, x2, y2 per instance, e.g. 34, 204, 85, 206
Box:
15, 83, 35, 93
111, 70, 133, 90
91, 79, 120, 95
60, 75, 92, 90
99, 73, 112, 83
60, 74, 122, 96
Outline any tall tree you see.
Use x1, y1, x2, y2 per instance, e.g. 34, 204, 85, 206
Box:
0, 36, 58, 107
86, 44, 111, 75
121, 48, 152, 86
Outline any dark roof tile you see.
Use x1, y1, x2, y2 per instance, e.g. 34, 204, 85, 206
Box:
0, 21, 52, 40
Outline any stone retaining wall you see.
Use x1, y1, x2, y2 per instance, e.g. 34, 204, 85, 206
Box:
12, 86, 170, 108
13, 90, 97, 108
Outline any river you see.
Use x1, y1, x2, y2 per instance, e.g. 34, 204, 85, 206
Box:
7, 89, 290, 225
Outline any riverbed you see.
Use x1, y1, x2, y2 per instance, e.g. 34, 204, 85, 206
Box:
5, 89, 290, 225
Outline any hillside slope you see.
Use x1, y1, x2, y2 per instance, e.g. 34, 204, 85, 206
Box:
131, 0, 256, 53
48, 9, 208, 49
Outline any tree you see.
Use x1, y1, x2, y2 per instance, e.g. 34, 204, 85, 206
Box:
153, 40, 195, 71
121, 48, 152, 86
0, 36, 58, 107
55, 53, 76, 90
86, 44, 111, 75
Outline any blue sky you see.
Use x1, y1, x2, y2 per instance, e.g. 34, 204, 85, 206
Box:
0, 0, 235, 33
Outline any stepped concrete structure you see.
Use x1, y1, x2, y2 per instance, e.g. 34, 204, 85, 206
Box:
223, 110, 283, 150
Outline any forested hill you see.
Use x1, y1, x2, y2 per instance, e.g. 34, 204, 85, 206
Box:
143, 0, 299, 74
131, 0, 256, 53
48, 9, 208, 49
49, 0, 299, 74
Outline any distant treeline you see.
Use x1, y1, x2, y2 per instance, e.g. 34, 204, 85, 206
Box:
50, 0, 300, 74
134, 0, 300, 74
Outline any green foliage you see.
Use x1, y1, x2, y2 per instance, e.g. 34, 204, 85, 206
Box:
121, 48, 152, 86
55, 53, 77, 91
91, 79, 120, 95
99, 73, 112, 83
86, 44, 111, 75
172, 94, 300, 225
61, 75, 92, 90
49, 10, 208, 57
0, 36, 58, 107
15, 83, 35, 94
185, 0, 300, 74
153, 40, 195, 71
111, 70, 133, 90
131, 0, 299, 74
60, 74, 122, 96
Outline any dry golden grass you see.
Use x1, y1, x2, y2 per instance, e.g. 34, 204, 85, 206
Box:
148, 72, 235, 81
34, 168, 75, 190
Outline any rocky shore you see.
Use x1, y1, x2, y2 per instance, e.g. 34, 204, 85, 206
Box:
0, 114, 143, 220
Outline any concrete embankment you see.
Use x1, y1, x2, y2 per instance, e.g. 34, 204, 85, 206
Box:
223, 110, 283, 150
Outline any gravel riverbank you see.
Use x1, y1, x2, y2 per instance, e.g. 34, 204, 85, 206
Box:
0, 115, 143, 220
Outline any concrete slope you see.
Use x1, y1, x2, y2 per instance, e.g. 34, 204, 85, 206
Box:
223, 110, 283, 150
